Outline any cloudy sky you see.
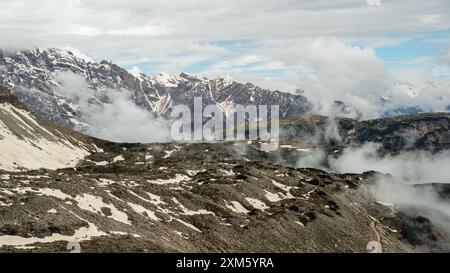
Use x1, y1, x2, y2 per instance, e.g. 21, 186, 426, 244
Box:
1, 0, 449, 118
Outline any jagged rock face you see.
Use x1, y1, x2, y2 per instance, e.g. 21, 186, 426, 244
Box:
1, 142, 446, 253
278, 113, 450, 151
345, 113, 450, 151
0, 48, 311, 130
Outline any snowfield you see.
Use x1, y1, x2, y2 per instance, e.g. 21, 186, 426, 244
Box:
0, 103, 92, 171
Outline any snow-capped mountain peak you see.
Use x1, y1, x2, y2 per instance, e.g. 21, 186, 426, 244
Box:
154, 72, 181, 87
0, 47, 312, 138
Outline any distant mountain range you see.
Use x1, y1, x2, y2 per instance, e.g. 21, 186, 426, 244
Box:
0, 48, 311, 132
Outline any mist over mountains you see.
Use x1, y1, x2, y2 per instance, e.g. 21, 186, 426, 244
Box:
1, 0, 450, 255
2, 47, 449, 142
0, 47, 449, 253
1, 84, 449, 252
0, 48, 312, 142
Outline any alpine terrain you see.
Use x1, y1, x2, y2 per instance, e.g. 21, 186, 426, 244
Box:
0, 48, 311, 132
0, 85, 448, 252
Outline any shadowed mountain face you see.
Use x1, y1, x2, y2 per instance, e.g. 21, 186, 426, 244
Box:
349, 114, 450, 150
0, 48, 311, 131
279, 113, 450, 151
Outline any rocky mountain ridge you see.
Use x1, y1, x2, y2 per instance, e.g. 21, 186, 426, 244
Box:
279, 113, 450, 151
0, 48, 311, 131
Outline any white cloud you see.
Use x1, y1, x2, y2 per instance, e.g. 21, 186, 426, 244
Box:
62, 47, 94, 63
204, 37, 450, 119
443, 50, 450, 64
128, 66, 143, 77
1, 0, 449, 57
0, 0, 449, 119
295, 142, 450, 237
267, 37, 389, 118
366, 0, 382, 7
329, 143, 450, 183
107, 25, 170, 36
56, 71, 173, 143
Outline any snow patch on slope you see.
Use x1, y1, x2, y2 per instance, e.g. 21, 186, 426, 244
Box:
0, 103, 91, 171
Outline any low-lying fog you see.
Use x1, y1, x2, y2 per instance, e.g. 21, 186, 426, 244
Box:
295, 142, 450, 238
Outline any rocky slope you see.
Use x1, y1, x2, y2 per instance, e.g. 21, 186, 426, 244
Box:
348, 113, 450, 151
0, 86, 102, 171
0, 48, 311, 131
1, 141, 448, 253
0, 90, 448, 253
279, 113, 450, 151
